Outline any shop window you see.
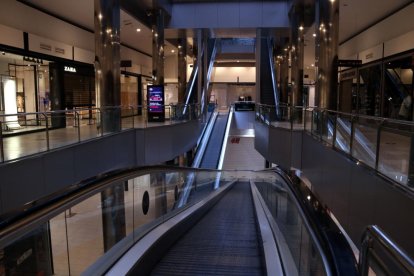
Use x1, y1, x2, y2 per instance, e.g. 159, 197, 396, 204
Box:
339, 69, 358, 113
383, 55, 414, 120
358, 64, 382, 116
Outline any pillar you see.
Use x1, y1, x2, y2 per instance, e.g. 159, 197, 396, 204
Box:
255, 28, 262, 103
94, 0, 121, 132
152, 9, 165, 86
177, 37, 187, 103
315, 0, 339, 110
290, 3, 305, 109
197, 29, 203, 106
279, 46, 290, 105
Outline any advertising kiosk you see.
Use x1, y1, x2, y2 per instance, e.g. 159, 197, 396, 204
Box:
147, 85, 165, 122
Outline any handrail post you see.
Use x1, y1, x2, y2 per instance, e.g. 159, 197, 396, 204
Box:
358, 234, 373, 276
332, 112, 337, 148
44, 113, 50, 150
0, 120, 4, 162
98, 108, 103, 136
350, 115, 355, 155
75, 110, 81, 142
375, 120, 384, 170
311, 109, 314, 135
130, 106, 134, 128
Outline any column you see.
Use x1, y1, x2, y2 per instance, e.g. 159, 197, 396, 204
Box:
152, 9, 165, 86
197, 29, 203, 106
255, 28, 262, 103
177, 37, 187, 103
203, 31, 209, 115
315, 0, 339, 109
290, 3, 305, 109
94, 0, 121, 132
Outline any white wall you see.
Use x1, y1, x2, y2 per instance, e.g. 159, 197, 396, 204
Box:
120, 46, 152, 76
339, 3, 414, 59
0, 0, 93, 51
0, 0, 152, 73
164, 55, 178, 83
212, 66, 256, 83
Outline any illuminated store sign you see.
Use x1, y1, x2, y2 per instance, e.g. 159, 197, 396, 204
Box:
64, 66, 77, 73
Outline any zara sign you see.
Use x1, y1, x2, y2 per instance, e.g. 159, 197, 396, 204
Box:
64, 66, 77, 73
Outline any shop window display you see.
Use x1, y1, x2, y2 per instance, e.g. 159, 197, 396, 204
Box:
358, 64, 382, 116
383, 55, 413, 120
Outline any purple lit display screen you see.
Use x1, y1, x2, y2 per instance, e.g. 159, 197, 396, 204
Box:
147, 85, 165, 122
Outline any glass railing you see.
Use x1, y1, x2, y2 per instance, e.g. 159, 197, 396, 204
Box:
256, 104, 414, 190
0, 104, 201, 163
0, 167, 335, 276
255, 176, 331, 276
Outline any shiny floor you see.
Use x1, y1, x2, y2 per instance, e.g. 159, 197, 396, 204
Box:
0, 115, 187, 162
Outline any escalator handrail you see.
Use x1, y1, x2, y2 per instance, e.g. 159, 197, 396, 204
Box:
359, 225, 414, 275
201, 39, 219, 115
272, 167, 335, 276
267, 38, 281, 119
0, 165, 222, 249
217, 106, 234, 170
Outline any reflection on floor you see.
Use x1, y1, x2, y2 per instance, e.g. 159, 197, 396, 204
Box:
1, 115, 187, 162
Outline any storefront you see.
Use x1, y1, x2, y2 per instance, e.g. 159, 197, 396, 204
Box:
0, 49, 97, 131
338, 50, 414, 120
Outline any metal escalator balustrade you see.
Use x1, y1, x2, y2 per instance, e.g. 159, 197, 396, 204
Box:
0, 167, 355, 276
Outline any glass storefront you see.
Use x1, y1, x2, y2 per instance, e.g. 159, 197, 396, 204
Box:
383, 54, 414, 120
337, 51, 414, 121
338, 69, 358, 113
0, 52, 51, 132
0, 51, 98, 133
358, 64, 382, 117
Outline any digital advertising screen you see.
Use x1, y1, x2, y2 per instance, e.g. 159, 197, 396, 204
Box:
147, 85, 165, 122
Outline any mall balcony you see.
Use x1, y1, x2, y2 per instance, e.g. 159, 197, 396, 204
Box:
0, 0, 414, 275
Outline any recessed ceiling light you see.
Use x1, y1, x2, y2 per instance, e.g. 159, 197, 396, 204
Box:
136, 28, 141, 32
171, 49, 175, 53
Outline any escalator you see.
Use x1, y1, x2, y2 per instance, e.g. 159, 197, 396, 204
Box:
0, 166, 411, 275
258, 37, 281, 121
199, 112, 230, 169
151, 181, 263, 276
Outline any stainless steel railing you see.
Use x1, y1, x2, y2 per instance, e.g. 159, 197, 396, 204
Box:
359, 225, 414, 276
0, 103, 201, 163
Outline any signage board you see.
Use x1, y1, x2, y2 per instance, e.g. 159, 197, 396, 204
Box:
147, 85, 165, 122
337, 59, 362, 67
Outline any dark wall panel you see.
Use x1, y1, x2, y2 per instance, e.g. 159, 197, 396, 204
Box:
258, 127, 414, 255
0, 121, 201, 214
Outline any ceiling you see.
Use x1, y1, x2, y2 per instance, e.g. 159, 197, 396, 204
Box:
17, 0, 413, 61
